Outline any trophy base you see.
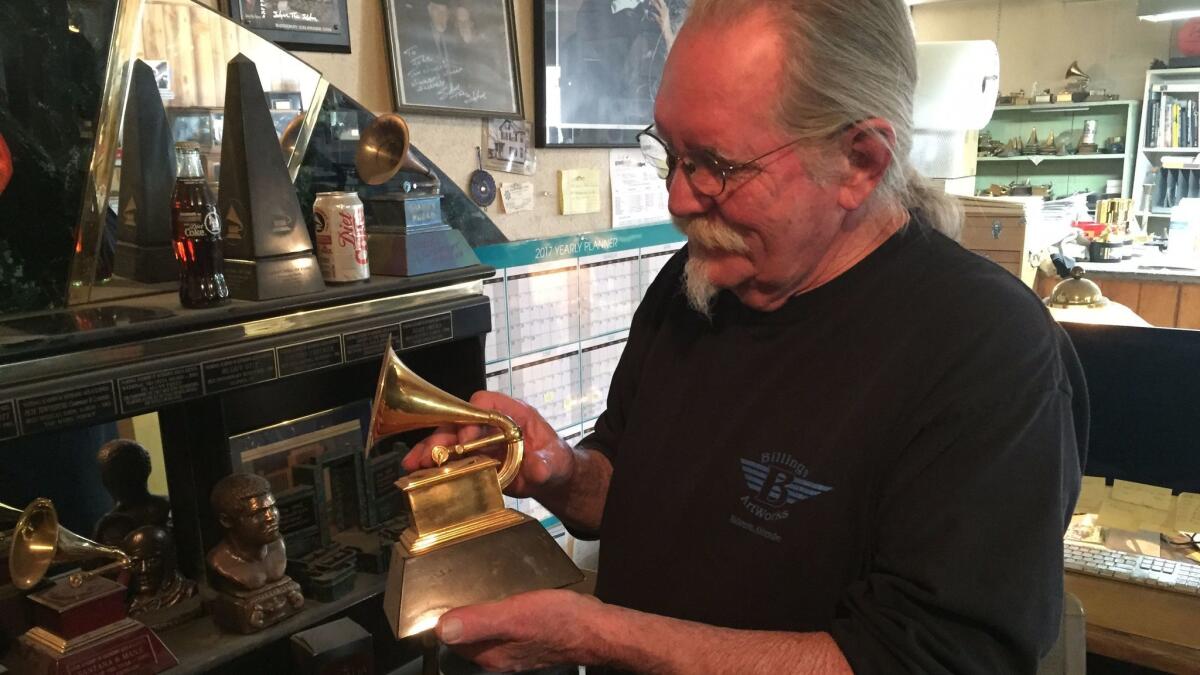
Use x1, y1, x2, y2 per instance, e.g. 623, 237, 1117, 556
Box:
27, 576, 128, 640
16, 617, 177, 675
366, 227, 479, 277
134, 594, 204, 631
224, 252, 326, 301
383, 514, 583, 639
114, 241, 177, 284
210, 575, 304, 634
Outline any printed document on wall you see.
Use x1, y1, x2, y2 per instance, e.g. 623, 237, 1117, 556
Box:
610, 149, 670, 228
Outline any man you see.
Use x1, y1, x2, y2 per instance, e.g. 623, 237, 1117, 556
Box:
404, 1, 1086, 672
206, 473, 287, 592
123, 525, 198, 617
93, 439, 171, 547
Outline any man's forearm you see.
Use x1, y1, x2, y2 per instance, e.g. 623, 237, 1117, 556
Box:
534, 445, 611, 532
589, 602, 853, 675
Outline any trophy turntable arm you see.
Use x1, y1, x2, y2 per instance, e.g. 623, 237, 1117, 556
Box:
430, 412, 524, 489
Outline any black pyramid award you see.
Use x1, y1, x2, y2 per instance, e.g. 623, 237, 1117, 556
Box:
217, 54, 324, 300
113, 59, 177, 283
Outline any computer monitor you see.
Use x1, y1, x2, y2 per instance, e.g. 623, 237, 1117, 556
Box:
1062, 322, 1200, 494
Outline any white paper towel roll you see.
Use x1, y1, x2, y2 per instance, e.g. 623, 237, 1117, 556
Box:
913, 41, 1000, 131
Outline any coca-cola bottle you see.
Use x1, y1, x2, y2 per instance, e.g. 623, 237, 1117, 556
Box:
171, 142, 229, 308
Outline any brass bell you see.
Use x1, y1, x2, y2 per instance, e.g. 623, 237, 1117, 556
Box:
369, 344, 582, 639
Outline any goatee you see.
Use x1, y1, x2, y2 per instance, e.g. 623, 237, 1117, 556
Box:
673, 214, 748, 318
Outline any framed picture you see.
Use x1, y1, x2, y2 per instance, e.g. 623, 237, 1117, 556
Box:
226, 0, 352, 53
382, 0, 523, 118
535, 0, 690, 147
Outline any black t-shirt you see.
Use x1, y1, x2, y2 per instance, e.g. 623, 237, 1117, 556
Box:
580, 217, 1087, 674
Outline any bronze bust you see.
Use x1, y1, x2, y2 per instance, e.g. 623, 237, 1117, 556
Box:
206, 472, 287, 591
123, 525, 197, 615
206, 473, 303, 633
93, 439, 171, 547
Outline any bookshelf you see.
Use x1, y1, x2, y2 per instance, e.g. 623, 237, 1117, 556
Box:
1133, 67, 1200, 236
975, 101, 1138, 198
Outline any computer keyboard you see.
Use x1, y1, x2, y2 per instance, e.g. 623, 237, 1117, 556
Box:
1064, 541, 1200, 595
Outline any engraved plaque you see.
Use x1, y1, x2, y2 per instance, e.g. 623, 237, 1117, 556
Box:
202, 350, 277, 393
0, 400, 17, 440
343, 325, 398, 362
400, 313, 453, 350
277, 337, 343, 377
118, 365, 203, 413
18, 383, 118, 434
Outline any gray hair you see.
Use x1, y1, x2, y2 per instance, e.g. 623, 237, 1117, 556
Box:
685, 0, 961, 239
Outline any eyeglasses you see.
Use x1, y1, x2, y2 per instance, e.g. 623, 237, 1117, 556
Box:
636, 124, 807, 198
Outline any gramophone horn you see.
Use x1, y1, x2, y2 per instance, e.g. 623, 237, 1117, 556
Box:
1065, 60, 1089, 80
9, 498, 131, 590
355, 113, 436, 186
367, 343, 524, 487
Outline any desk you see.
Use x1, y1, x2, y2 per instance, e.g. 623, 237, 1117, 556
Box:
1066, 571, 1200, 673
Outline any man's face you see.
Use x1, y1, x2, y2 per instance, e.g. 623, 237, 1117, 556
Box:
428, 3, 450, 32
226, 493, 280, 547
128, 540, 167, 593
654, 9, 848, 313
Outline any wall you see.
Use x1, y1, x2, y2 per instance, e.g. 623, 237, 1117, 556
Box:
913, 0, 1170, 102
204, 0, 618, 242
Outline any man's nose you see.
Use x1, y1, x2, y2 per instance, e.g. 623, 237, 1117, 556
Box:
666, 169, 711, 219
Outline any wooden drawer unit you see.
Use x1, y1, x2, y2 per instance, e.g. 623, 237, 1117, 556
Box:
959, 197, 1035, 286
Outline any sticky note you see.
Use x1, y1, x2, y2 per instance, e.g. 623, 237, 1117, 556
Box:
1175, 492, 1200, 533
1111, 479, 1174, 511
559, 169, 601, 215
1096, 498, 1143, 531
1075, 476, 1107, 514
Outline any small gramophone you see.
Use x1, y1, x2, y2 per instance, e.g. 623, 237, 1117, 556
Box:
355, 113, 480, 276
368, 344, 583, 644
5, 498, 177, 674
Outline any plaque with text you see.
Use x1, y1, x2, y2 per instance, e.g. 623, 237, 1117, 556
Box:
343, 325, 398, 362
400, 313, 453, 350
118, 365, 203, 414
0, 400, 17, 440
202, 351, 277, 393
18, 383, 118, 434
277, 337, 343, 377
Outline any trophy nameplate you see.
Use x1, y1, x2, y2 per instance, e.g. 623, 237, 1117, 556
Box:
217, 54, 324, 300
16, 577, 177, 675
113, 59, 177, 283
365, 194, 480, 277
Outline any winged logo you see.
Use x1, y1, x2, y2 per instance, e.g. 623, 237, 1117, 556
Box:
740, 458, 833, 508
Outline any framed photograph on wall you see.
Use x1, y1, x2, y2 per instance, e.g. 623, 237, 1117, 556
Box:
382, 0, 524, 118
226, 0, 352, 53
535, 0, 690, 147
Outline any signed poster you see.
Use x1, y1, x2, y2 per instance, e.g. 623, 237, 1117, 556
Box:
383, 0, 523, 118
228, 0, 351, 52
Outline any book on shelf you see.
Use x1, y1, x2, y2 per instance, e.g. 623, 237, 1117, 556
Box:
1148, 86, 1200, 149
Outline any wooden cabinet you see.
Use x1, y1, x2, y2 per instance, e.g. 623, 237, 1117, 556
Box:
1035, 271, 1200, 328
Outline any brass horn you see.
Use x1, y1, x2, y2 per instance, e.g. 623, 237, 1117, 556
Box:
367, 343, 523, 487
368, 343, 582, 640
8, 498, 130, 591
1065, 60, 1089, 80
354, 113, 438, 187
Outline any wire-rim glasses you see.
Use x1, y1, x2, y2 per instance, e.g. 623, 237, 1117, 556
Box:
636, 124, 807, 197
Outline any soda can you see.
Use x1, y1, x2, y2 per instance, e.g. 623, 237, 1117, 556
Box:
313, 191, 370, 283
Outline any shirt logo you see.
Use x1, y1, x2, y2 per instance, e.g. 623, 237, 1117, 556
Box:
738, 452, 833, 522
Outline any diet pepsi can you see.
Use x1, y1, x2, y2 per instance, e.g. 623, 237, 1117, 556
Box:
313, 191, 370, 283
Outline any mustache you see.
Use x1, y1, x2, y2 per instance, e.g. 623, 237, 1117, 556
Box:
672, 214, 749, 254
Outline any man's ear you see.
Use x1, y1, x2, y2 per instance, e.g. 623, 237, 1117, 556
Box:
836, 119, 897, 212
217, 514, 233, 530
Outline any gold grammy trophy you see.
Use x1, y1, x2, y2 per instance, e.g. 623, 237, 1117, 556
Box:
369, 344, 583, 641
4, 498, 177, 674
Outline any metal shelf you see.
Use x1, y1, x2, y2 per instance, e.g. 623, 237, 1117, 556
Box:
978, 154, 1126, 162
992, 100, 1139, 112
1142, 148, 1200, 153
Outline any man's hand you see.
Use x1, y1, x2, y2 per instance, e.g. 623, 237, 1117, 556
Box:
400, 391, 575, 499
436, 590, 605, 672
